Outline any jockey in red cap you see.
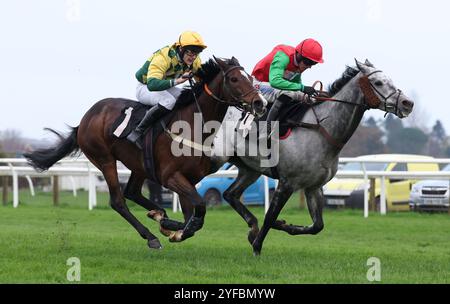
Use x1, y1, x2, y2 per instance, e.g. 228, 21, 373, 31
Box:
252, 38, 324, 137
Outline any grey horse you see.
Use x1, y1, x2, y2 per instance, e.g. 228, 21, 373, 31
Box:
211, 59, 414, 255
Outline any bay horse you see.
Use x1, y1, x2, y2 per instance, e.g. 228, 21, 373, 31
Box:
24, 57, 267, 250
211, 59, 414, 255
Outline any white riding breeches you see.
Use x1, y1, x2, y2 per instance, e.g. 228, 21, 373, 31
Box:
253, 80, 308, 104
135, 82, 183, 110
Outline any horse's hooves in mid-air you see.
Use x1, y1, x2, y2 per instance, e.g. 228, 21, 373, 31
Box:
147, 238, 163, 250
159, 225, 172, 237
168, 230, 184, 242
147, 210, 165, 222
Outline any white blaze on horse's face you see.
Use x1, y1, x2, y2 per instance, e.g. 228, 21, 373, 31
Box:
356, 59, 414, 118
240, 70, 251, 81
240, 70, 268, 112
239, 70, 268, 109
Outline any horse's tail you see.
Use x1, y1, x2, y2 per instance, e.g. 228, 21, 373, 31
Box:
24, 126, 80, 172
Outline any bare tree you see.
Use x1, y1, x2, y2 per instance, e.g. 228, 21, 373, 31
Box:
0, 129, 26, 155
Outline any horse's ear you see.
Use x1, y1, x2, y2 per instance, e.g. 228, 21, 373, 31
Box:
213, 56, 227, 70
355, 58, 370, 74
230, 56, 240, 66
365, 59, 374, 67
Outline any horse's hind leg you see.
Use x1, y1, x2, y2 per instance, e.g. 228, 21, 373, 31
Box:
123, 172, 173, 237
101, 161, 162, 249
271, 187, 324, 235
223, 166, 261, 246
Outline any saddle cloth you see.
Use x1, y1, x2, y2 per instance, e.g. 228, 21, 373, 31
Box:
110, 101, 174, 184
246, 98, 310, 139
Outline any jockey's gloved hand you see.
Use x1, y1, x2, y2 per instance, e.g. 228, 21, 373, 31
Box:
182, 72, 194, 79
303, 86, 318, 96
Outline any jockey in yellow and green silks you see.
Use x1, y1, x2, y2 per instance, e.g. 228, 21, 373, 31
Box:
127, 31, 207, 149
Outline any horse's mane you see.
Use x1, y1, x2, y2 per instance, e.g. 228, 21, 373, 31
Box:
174, 58, 240, 108
327, 66, 360, 96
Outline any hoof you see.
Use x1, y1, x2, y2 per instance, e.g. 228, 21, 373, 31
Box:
147, 238, 163, 250
159, 225, 172, 237
147, 210, 165, 222
168, 230, 184, 242
252, 241, 262, 256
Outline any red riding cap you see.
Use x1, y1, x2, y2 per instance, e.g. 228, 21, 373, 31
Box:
295, 38, 324, 64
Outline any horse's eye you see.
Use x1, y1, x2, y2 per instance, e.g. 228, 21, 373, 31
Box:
375, 80, 383, 86
230, 77, 238, 83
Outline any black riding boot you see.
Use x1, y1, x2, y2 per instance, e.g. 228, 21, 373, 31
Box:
126, 104, 170, 149
264, 94, 292, 139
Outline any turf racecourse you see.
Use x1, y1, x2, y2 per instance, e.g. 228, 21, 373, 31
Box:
0, 190, 449, 283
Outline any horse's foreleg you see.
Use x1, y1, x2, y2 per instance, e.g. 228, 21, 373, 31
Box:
102, 162, 162, 249
158, 194, 194, 233
164, 172, 205, 242
271, 187, 324, 235
252, 178, 293, 256
223, 168, 261, 246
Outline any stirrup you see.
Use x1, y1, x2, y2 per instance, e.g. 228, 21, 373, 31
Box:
126, 131, 143, 149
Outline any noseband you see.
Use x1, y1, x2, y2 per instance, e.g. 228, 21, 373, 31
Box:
315, 69, 402, 115
203, 65, 260, 113
363, 70, 403, 116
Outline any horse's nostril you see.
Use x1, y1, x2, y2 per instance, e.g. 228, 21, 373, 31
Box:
402, 99, 414, 109
254, 99, 264, 112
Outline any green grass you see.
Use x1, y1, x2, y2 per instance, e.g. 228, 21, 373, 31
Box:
0, 190, 449, 283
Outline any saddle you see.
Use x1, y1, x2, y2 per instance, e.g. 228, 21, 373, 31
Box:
249, 98, 311, 140
110, 101, 175, 184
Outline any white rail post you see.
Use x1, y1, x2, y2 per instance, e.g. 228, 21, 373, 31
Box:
264, 175, 270, 214
69, 176, 77, 197
8, 163, 19, 208
172, 192, 179, 213
380, 176, 387, 215
25, 175, 35, 197
362, 163, 369, 218
87, 163, 96, 210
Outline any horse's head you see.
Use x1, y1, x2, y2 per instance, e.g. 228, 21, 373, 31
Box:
213, 56, 267, 117
355, 59, 414, 118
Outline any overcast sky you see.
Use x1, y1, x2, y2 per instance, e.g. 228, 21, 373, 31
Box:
1, 0, 450, 139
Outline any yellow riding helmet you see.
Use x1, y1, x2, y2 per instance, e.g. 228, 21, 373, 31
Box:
176, 31, 207, 49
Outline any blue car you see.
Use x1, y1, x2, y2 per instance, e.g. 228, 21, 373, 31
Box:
196, 163, 277, 206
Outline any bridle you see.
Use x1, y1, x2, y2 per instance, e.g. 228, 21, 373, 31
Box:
314, 69, 402, 116
202, 65, 262, 114
363, 70, 403, 117
162, 63, 263, 151
289, 68, 403, 149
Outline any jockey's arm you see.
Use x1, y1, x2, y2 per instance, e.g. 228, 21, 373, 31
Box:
269, 51, 305, 91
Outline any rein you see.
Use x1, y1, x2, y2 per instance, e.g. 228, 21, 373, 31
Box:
293, 70, 399, 149
190, 64, 260, 126
162, 62, 261, 150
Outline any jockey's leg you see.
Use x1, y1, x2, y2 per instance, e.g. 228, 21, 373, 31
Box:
126, 85, 182, 149
254, 81, 308, 140
126, 104, 170, 149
